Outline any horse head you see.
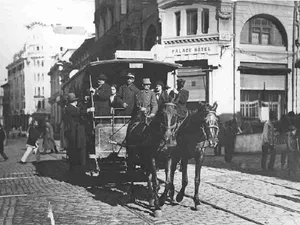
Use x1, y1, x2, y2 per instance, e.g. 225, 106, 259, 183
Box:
160, 102, 178, 148
200, 101, 219, 148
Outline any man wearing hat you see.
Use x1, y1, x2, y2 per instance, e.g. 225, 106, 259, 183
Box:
169, 78, 189, 120
135, 78, 158, 119
155, 80, 170, 111
89, 73, 111, 116
118, 72, 140, 116
64, 93, 87, 170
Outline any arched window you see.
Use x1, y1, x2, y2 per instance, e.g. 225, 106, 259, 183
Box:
240, 16, 286, 46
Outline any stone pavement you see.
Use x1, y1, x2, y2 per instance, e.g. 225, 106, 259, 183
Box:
0, 138, 300, 224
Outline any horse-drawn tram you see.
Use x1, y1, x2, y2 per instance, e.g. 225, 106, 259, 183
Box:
62, 51, 219, 217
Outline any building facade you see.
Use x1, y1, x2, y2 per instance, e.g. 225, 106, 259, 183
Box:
5, 22, 88, 129
158, 0, 295, 121
93, 0, 159, 60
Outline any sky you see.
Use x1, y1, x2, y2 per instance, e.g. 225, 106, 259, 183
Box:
0, 0, 95, 84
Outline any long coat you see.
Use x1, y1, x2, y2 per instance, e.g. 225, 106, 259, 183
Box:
156, 90, 170, 112
135, 90, 158, 116
93, 83, 111, 116
118, 83, 140, 116
169, 89, 189, 118
64, 104, 87, 165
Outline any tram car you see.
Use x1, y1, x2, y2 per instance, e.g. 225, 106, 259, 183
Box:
61, 51, 181, 174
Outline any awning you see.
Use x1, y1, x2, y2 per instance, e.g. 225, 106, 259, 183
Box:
295, 59, 300, 68
238, 66, 291, 75
240, 74, 285, 90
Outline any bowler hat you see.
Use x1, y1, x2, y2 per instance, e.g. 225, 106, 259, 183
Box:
68, 93, 78, 103
98, 73, 108, 81
177, 78, 186, 85
142, 78, 151, 85
126, 73, 135, 79
156, 80, 164, 88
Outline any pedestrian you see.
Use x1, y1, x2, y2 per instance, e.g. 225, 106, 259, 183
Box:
261, 111, 277, 171
118, 72, 140, 116
89, 73, 111, 116
280, 111, 295, 170
224, 120, 236, 163
64, 93, 88, 170
41, 119, 58, 154
20, 119, 41, 164
0, 123, 8, 161
285, 125, 300, 176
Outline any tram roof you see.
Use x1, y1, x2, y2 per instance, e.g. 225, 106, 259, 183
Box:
89, 58, 181, 72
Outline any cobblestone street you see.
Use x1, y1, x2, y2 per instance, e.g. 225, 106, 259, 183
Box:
1, 138, 300, 225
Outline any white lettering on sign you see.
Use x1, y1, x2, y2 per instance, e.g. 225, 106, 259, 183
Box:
168, 45, 216, 56
129, 63, 143, 68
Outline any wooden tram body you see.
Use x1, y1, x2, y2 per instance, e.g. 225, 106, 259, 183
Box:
62, 55, 181, 172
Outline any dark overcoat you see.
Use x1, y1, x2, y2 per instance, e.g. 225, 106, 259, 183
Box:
118, 83, 140, 116
156, 90, 170, 112
64, 104, 87, 165
93, 83, 111, 116
169, 89, 189, 118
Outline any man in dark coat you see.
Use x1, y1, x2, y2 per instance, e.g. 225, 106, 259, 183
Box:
118, 72, 140, 116
90, 74, 111, 116
0, 124, 8, 161
64, 93, 87, 170
155, 80, 170, 111
169, 78, 189, 119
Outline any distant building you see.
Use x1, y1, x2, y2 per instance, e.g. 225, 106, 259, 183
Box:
5, 22, 88, 129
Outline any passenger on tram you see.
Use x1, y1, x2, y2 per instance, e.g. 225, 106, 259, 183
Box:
89, 74, 111, 116
155, 80, 171, 112
109, 84, 124, 115
169, 78, 189, 122
135, 78, 158, 120
118, 72, 140, 116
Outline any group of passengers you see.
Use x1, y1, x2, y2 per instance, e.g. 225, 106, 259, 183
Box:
62, 72, 189, 171
85, 72, 189, 121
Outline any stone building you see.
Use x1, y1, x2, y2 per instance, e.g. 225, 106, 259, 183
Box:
158, 0, 295, 121
5, 22, 88, 129
93, 0, 159, 60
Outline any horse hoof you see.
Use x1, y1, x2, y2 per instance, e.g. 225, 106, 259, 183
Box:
176, 192, 184, 202
195, 204, 201, 211
149, 199, 155, 207
154, 210, 162, 218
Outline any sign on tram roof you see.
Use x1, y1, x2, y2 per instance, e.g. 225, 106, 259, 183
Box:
115, 50, 153, 60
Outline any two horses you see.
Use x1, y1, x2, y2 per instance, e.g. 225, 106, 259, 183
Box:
125, 102, 219, 217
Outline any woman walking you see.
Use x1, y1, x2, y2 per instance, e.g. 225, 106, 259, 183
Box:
20, 119, 41, 164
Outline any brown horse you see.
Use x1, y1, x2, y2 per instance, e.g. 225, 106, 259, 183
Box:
125, 109, 166, 217
159, 102, 219, 210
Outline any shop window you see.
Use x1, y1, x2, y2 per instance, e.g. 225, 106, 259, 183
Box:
201, 8, 209, 34
240, 90, 283, 120
175, 11, 181, 36
187, 9, 197, 35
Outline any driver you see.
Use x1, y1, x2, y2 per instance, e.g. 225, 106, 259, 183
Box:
135, 78, 158, 120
